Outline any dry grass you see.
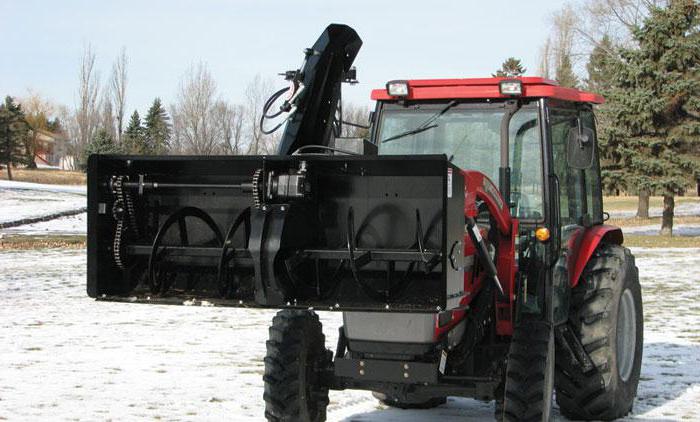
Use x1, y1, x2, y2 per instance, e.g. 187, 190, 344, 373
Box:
609, 215, 700, 228
622, 234, 700, 248
0, 235, 86, 250
603, 195, 700, 212
0, 168, 86, 185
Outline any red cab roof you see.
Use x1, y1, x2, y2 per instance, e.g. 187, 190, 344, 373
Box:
370, 77, 604, 104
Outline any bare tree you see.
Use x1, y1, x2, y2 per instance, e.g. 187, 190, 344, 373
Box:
537, 38, 552, 79
340, 102, 371, 138
213, 101, 245, 155
582, 0, 667, 43
244, 74, 277, 154
99, 91, 116, 139
168, 103, 184, 154
55, 105, 78, 169
553, 6, 578, 60
171, 63, 219, 155
75, 44, 100, 157
110, 47, 128, 144
537, 5, 584, 87
547, 0, 669, 68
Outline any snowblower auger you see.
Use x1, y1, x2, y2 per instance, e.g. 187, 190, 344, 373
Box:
88, 154, 465, 312
88, 23, 643, 422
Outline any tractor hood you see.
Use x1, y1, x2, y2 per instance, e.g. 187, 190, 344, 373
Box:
276, 24, 362, 155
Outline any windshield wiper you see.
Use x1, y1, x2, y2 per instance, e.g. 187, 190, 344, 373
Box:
382, 124, 438, 143
381, 100, 458, 144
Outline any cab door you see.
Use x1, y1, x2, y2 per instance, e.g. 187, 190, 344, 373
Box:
546, 101, 604, 324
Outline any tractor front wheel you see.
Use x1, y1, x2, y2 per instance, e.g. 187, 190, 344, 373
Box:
500, 319, 555, 421
263, 310, 331, 422
555, 244, 643, 420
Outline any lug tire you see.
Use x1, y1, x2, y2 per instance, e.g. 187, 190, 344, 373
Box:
373, 392, 446, 409
264, 310, 331, 422
500, 319, 555, 422
555, 244, 643, 420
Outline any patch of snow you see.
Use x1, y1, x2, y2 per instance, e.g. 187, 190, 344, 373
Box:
0, 248, 697, 421
0, 187, 86, 224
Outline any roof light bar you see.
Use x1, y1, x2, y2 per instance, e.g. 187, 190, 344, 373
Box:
386, 80, 409, 97
499, 79, 523, 96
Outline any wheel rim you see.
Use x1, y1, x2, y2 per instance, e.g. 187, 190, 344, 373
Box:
616, 288, 636, 382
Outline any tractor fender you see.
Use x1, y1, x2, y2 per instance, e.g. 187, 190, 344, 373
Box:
568, 224, 624, 288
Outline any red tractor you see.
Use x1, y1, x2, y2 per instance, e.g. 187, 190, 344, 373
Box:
87, 24, 643, 421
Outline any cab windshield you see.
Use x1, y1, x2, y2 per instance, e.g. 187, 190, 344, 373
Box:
377, 102, 544, 220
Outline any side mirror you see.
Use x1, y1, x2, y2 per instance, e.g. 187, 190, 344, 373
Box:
567, 126, 594, 169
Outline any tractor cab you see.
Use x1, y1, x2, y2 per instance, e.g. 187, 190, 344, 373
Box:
370, 77, 604, 228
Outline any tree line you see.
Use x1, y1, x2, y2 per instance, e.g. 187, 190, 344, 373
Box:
69, 47, 288, 163
0, 46, 371, 178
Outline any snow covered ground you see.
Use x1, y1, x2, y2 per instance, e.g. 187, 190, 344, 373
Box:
0, 180, 86, 195
0, 181, 85, 225
0, 248, 699, 421
1, 181, 699, 420
0, 213, 87, 236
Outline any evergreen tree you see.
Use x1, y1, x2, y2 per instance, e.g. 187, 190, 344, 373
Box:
144, 98, 171, 154
47, 117, 62, 133
585, 36, 630, 198
493, 57, 527, 78
122, 110, 145, 154
83, 128, 121, 166
555, 54, 578, 88
585, 35, 616, 93
606, 0, 700, 235
0, 96, 29, 180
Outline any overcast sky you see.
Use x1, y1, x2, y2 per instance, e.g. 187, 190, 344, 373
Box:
0, 0, 564, 115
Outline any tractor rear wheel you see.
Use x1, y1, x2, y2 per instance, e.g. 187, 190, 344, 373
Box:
263, 310, 331, 422
555, 244, 643, 420
500, 319, 555, 422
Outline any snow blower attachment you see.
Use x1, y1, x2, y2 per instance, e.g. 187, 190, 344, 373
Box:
87, 154, 466, 312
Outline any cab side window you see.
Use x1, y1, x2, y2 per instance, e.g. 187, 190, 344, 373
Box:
581, 110, 603, 224
550, 108, 584, 226
550, 106, 603, 226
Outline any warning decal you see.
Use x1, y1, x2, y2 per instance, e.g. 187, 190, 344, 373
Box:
447, 168, 453, 198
